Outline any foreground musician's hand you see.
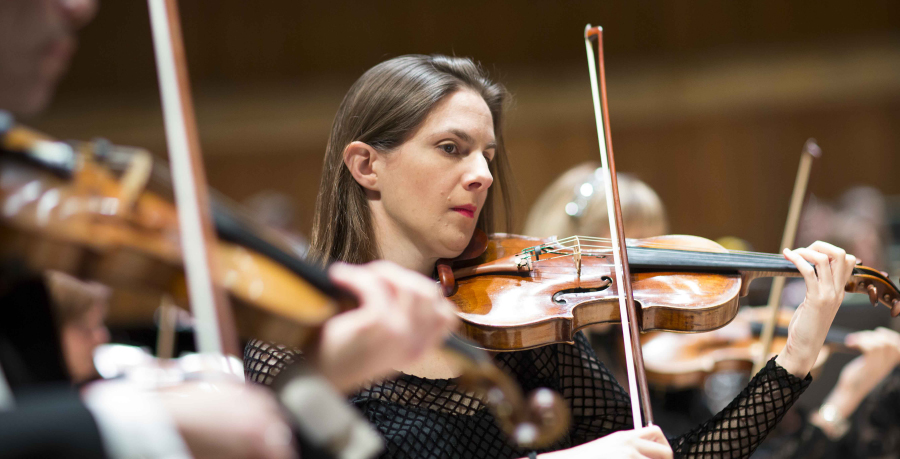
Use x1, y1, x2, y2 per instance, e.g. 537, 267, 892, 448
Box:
159, 382, 296, 459
315, 261, 459, 392
777, 241, 857, 377
535, 426, 672, 459
82, 379, 296, 459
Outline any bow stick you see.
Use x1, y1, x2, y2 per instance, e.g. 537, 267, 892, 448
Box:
752, 139, 820, 373
584, 25, 653, 428
148, 0, 241, 360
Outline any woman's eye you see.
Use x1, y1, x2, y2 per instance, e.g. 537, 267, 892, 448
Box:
439, 144, 458, 155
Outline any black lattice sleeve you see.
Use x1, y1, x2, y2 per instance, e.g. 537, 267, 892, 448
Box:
668, 358, 812, 458
243, 339, 301, 386
540, 333, 811, 459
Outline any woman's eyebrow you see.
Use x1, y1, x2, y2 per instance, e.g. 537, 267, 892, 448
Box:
446, 128, 497, 150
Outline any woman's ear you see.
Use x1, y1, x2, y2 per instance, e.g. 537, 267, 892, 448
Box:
343, 141, 380, 191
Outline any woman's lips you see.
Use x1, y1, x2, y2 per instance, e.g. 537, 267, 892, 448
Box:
452, 205, 476, 218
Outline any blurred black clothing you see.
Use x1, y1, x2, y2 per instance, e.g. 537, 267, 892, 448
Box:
0, 385, 105, 459
0, 275, 69, 391
0, 273, 106, 458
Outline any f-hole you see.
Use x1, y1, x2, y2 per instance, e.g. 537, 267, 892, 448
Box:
552, 277, 613, 305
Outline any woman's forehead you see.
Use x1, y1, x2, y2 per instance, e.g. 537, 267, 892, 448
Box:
418, 90, 495, 141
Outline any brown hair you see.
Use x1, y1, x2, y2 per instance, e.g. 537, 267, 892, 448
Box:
523, 162, 668, 239
310, 55, 513, 265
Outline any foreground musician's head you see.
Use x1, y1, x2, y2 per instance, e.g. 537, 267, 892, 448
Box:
311, 54, 513, 273
0, 0, 97, 116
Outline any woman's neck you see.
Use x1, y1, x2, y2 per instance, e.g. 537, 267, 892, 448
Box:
371, 206, 437, 276
369, 205, 462, 380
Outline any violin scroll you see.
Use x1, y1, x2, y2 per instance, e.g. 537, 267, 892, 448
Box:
844, 265, 900, 315
445, 336, 569, 448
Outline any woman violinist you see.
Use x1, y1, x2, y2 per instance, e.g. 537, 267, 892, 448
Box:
246, 54, 856, 459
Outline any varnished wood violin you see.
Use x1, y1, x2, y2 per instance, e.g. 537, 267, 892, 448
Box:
438, 230, 900, 352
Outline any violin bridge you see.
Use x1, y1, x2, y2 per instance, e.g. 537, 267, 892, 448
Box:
574, 236, 583, 279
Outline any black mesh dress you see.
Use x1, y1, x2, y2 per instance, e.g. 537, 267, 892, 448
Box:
245, 332, 811, 459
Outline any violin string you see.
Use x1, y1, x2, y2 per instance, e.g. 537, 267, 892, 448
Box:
548, 235, 791, 257
530, 241, 789, 261
526, 243, 796, 267
553, 236, 792, 257
532, 237, 790, 260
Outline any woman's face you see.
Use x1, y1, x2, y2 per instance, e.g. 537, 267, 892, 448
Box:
373, 89, 495, 260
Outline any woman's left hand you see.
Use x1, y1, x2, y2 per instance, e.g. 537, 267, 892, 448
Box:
776, 241, 857, 377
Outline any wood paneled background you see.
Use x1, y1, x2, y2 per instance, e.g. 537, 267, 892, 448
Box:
29, 0, 900, 253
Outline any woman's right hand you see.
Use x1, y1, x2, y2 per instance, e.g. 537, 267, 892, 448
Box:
315, 261, 458, 392
539, 426, 672, 459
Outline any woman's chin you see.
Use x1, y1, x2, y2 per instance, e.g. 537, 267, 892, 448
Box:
436, 235, 473, 259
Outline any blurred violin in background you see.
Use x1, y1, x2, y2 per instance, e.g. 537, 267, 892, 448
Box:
640, 307, 852, 390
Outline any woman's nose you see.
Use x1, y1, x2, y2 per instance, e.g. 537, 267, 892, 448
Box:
462, 154, 494, 192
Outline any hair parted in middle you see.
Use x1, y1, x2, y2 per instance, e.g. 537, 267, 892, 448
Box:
310, 54, 513, 266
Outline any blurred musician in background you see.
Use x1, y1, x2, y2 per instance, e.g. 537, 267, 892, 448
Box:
758, 186, 900, 459
523, 162, 669, 241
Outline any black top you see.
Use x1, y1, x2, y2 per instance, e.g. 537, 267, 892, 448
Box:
246, 332, 811, 459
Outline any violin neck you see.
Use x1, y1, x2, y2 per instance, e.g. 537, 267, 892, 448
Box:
627, 247, 800, 275
628, 247, 899, 306
627, 246, 887, 283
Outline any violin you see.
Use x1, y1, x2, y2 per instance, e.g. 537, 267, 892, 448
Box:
437, 230, 900, 352
641, 307, 851, 390
0, 121, 336, 349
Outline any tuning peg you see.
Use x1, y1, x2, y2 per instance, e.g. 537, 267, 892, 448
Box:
867, 284, 879, 306
892, 299, 900, 317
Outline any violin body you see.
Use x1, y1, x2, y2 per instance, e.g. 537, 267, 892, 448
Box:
0, 136, 335, 348
447, 232, 900, 352
452, 233, 742, 351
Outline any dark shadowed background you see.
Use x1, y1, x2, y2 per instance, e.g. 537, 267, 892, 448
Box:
27, 0, 900, 253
